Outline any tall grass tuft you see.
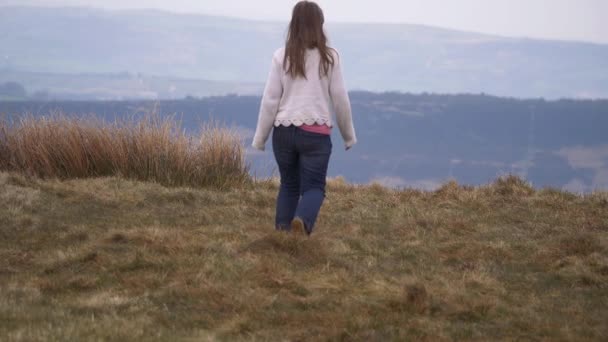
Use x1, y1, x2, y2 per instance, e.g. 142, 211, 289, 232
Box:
0, 112, 250, 188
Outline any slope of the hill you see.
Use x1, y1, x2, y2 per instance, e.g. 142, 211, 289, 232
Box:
0, 171, 607, 340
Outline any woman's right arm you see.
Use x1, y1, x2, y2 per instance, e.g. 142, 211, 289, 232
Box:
252, 50, 283, 151
329, 49, 357, 150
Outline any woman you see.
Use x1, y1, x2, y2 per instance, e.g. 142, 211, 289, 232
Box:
251, 0, 357, 236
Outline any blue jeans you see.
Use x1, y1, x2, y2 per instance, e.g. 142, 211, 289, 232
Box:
272, 125, 332, 234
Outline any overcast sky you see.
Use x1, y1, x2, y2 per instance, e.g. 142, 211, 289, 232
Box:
4, 0, 607, 44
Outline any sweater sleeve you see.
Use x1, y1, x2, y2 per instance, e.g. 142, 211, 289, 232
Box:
329, 49, 357, 149
252, 51, 283, 151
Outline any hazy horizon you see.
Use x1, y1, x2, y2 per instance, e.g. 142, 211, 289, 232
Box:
1, 0, 607, 44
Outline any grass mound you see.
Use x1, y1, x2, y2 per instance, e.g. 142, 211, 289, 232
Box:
0, 171, 607, 340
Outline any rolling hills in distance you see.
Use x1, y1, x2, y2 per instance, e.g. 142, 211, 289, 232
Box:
1, 5, 608, 100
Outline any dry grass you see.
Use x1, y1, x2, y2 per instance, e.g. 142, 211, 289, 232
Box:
0, 170, 607, 341
0, 112, 249, 189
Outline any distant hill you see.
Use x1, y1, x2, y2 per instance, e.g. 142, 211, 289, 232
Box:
0, 70, 263, 100
1, 6, 608, 99
2, 92, 607, 193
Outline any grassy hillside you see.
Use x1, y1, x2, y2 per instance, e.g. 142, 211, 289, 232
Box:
1, 169, 607, 340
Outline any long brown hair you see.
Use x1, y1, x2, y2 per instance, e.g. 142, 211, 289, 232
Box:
283, 1, 335, 79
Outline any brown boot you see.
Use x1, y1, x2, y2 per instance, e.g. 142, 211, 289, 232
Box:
290, 217, 309, 237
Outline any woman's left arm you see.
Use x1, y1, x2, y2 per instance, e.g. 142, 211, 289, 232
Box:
252, 51, 284, 151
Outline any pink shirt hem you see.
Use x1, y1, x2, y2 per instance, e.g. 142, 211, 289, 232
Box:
299, 123, 332, 135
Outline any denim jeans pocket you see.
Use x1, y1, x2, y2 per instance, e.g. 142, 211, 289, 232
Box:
300, 138, 332, 156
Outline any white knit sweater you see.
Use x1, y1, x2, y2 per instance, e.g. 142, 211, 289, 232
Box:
251, 47, 357, 151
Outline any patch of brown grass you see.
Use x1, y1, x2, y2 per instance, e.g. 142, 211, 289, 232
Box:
491, 173, 536, 197
0, 112, 249, 189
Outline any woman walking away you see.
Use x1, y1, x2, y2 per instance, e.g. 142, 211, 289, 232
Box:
251, 1, 357, 237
